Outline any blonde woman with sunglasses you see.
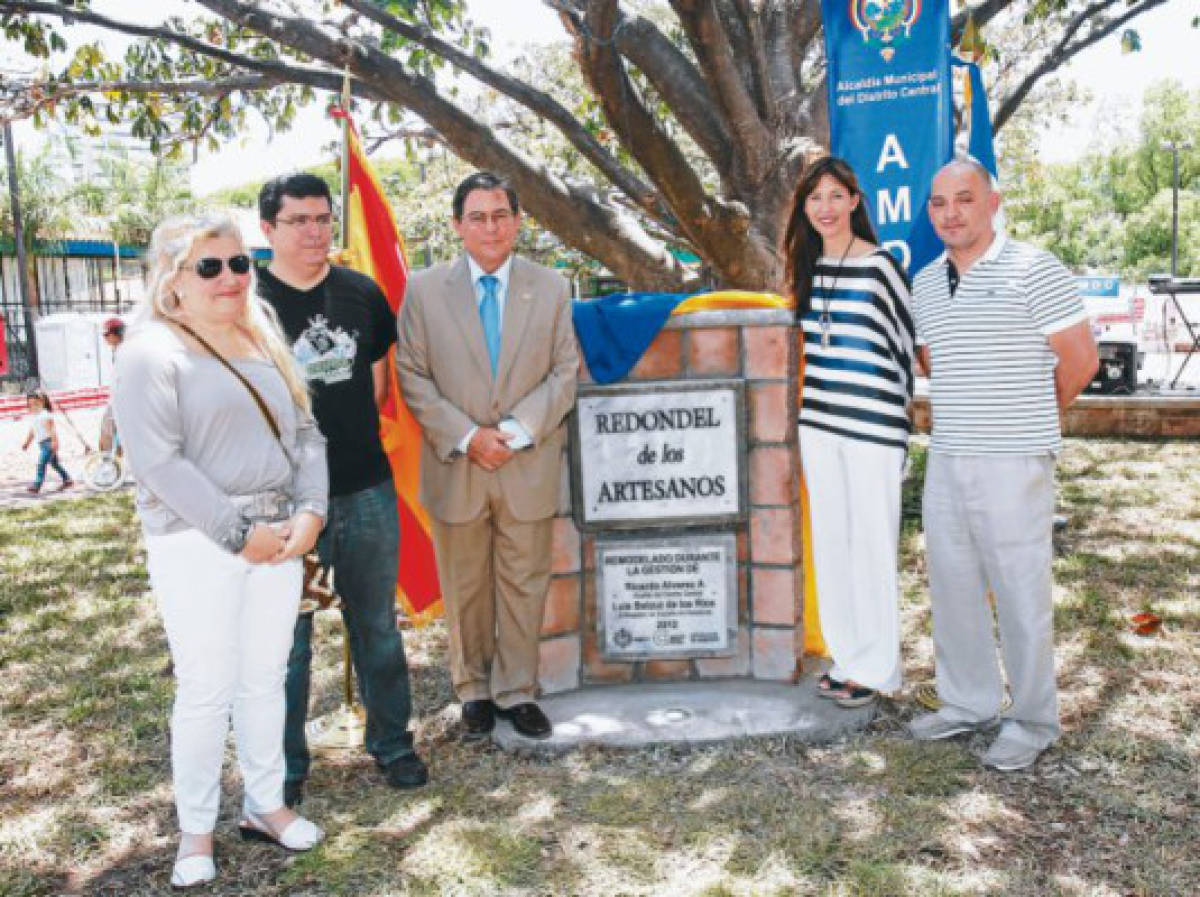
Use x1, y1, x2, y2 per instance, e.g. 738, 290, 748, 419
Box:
112, 213, 328, 888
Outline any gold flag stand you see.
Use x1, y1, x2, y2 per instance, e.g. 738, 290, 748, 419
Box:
306, 631, 366, 754
301, 553, 367, 752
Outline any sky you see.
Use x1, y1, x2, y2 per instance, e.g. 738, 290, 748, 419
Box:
7, 0, 1198, 193
1031, 1, 1199, 161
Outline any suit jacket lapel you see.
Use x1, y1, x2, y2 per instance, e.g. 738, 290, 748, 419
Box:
495, 255, 533, 390
444, 255, 493, 382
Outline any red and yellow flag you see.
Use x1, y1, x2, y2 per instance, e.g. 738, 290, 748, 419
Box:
333, 107, 442, 624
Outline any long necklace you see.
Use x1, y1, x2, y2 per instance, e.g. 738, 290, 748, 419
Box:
819, 237, 856, 349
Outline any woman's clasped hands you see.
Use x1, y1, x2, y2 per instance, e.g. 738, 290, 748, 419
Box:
240, 511, 324, 564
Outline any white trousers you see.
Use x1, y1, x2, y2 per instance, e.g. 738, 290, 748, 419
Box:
923, 451, 1060, 748
799, 425, 904, 692
145, 528, 302, 834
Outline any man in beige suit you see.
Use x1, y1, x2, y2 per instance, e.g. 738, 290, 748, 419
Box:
396, 172, 578, 739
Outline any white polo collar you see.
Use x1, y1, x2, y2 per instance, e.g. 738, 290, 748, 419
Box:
934, 230, 1008, 272
466, 254, 514, 297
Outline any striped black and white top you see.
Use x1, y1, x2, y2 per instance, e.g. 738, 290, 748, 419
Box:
798, 249, 915, 450
912, 234, 1088, 455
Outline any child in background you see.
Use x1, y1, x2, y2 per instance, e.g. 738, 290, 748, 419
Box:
21, 391, 74, 494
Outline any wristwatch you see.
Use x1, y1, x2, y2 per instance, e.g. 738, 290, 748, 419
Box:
221, 514, 254, 554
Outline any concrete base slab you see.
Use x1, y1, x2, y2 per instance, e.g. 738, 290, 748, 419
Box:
492, 674, 875, 752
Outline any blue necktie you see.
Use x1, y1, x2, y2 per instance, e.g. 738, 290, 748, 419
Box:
478, 274, 501, 376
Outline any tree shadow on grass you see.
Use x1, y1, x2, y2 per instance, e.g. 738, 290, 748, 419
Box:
5, 444, 1198, 896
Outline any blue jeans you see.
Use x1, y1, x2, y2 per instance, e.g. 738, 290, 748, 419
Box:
34, 439, 71, 489
284, 480, 415, 782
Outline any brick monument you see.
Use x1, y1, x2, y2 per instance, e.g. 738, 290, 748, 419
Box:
537, 307, 807, 693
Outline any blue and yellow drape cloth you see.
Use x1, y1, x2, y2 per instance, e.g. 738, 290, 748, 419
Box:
572, 290, 827, 656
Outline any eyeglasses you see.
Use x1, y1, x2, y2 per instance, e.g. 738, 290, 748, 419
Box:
194, 255, 252, 279
462, 210, 516, 228
275, 214, 334, 229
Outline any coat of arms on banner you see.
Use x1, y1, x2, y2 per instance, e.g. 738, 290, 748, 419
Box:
850, 0, 922, 61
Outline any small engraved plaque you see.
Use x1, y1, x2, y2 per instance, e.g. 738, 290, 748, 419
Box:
571, 380, 745, 530
596, 533, 737, 659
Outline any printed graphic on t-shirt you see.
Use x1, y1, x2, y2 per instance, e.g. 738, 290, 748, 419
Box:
292, 314, 358, 384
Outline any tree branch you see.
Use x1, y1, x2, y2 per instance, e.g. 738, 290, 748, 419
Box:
575, 0, 779, 286
726, 0, 775, 122
760, 1, 798, 106
614, 15, 735, 173
952, 0, 1014, 37
992, 0, 1169, 132
668, 0, 772, 184
189, 0, 692, 288
14, 76, 279, 97
0, 71, 388, 125
362, 124, 445, 154
0, 1, 339, 87
339, 0, 669, 224
575, 0, 715, 240
547, 1, 735, 184
787, 0, 823, 90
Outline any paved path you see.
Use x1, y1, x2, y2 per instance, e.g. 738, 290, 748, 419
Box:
491, 673, 875, 752
0, 406, 126, 509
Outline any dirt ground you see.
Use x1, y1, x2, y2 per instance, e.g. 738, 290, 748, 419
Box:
1, 438, 1197, 896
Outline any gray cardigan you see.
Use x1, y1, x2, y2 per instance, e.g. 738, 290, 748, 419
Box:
112, 321, 328, 548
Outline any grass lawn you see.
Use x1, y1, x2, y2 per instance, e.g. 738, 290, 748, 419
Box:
1, 438, 1197, 896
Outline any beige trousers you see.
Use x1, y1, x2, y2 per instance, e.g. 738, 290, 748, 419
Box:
431, 478, 552, 709
923, 451, 1061, 749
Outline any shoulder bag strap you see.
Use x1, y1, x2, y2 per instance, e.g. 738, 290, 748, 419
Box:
175, 321, 293, 463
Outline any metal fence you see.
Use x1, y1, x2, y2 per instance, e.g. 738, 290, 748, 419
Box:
1, 246, 142, 385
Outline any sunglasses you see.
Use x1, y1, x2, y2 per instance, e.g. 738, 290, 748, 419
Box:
194, 254, 252, 279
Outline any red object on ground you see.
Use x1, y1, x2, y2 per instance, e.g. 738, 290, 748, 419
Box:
0, 387, 110, 421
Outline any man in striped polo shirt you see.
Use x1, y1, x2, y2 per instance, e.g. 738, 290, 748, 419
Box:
907, 158, 1098, 771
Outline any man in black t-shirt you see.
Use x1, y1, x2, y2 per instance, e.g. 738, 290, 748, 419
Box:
258, 173, 427, 803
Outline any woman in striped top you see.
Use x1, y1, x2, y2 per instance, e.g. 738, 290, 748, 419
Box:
782, 156, 915, 709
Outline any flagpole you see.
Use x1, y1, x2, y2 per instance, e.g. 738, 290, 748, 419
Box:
306, 68, 368, 754
340, 69, 352, 253
337, 68, 357, 717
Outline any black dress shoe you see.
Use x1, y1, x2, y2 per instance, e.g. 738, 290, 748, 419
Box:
461, 699, 496, 738
497, 702, 552, 739
283, 779, 304, 808
379, 752, 429, 789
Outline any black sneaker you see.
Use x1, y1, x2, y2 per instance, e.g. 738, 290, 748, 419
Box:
379, 752, 428, 790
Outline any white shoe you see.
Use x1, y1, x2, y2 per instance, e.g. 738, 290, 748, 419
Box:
982, 735, 1045, 771
239, 811, 324, 851
908, 710, 994, 741
170, 853, 215, 889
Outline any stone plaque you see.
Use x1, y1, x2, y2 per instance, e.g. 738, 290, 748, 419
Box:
596, 533, 737, 660
571, 379, 746, 530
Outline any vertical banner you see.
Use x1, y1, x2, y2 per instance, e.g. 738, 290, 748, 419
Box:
820, 0, 953, 275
